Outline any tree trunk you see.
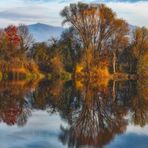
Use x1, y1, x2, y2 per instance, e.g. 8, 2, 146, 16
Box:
85, 47, 92, 78
112, 80, 116, 101
113, 52, 116, 73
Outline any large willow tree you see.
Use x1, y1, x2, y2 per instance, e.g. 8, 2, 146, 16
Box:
61, 2, 129, 73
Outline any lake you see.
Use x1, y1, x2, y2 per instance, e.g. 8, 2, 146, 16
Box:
0, 79, 147, 148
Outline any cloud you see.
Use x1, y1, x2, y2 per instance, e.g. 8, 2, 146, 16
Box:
0, 6, 47, 20
0, 1, 65, 27
0, 0, 147, 27
0, 110, 67, 148
112, 0, 148, 2
25, 0, 148, 3
106, 1, 148, 27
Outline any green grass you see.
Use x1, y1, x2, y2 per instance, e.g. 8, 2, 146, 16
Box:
47, 73, 52, 80
60, 72, 72, 81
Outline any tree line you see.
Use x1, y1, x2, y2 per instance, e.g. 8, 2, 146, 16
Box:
0, 2, 148, 80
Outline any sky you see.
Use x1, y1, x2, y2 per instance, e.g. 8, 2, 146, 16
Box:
0, 110, 148, 148
0, 0, 148, 27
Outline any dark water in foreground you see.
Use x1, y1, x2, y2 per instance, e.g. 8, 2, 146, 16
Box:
0, 80, 147, 148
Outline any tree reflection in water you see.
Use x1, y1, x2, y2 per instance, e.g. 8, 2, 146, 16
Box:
0, 78, 147, 147
59, 80, 128, 148
0, 80, 32, 126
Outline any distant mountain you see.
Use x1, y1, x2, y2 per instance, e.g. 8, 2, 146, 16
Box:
28, 23, 64, 42
27, 23, 136, 42
129, 24, 137, 31
128, 25, 137, 41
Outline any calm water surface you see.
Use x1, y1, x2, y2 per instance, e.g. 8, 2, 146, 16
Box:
0, 80, 147, 148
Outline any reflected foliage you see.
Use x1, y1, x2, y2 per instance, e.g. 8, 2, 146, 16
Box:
0, 79, 147, 147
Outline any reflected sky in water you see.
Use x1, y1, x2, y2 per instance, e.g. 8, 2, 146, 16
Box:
107, 124, 148, 148
0, 110, 147, 148
0, 79, 147, 148
0, 110, 67, 148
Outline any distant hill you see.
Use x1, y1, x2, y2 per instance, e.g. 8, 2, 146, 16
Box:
128, 25, 137, 41
129, 24, 137, 31
27, 23, 136, 42
28, 23, 64, 42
